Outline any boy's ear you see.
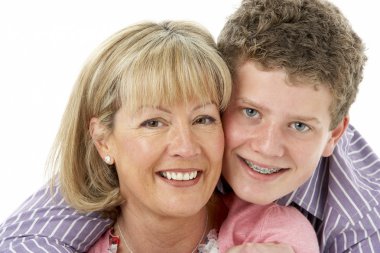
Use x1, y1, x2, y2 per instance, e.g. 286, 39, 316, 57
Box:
322, 116, 349, 157
89, 117, 112, 159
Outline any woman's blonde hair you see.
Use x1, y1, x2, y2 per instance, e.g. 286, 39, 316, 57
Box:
49, 21, 231, 218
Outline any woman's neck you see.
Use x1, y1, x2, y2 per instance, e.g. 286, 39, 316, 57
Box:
115, 205, 210, 253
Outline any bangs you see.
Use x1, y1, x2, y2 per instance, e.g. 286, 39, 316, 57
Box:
118, 33, 227, 112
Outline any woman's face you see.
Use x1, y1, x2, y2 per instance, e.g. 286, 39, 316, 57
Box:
106, 99, 224, 218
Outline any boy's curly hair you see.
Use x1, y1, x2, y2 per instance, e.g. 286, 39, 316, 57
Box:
218, 0, 367, 128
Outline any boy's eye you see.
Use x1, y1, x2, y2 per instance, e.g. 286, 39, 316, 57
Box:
291, 122, 310, 132
243, 108, 259, 118
141, 119, 163, 128
194, 116, 216, 125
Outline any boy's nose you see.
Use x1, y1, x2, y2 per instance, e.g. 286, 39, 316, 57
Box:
251, 123, 285, 158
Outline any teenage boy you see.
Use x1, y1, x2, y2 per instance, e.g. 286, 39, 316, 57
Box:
217, 0, 380, 252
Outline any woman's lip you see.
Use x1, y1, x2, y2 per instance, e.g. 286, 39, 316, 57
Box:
157, 168, 201, 173
157, 171, 203, 187
159, 170, 198, 180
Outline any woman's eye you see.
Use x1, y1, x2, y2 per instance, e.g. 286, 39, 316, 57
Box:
243, 108, 259, 118
141, 119, 163, 128
194, 116, 216, 125
291, 122, 310, 132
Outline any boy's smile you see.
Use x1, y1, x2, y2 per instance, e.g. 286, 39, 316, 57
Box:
222, 61, 346, 205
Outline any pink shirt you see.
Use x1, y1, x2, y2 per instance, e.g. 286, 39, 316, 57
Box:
87, 228, 119, 253
218, 194, 320, 253
87, 196, 319, 253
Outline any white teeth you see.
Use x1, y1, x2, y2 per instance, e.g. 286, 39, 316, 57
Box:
245, 160, 281, 174
160, 171, 198, 181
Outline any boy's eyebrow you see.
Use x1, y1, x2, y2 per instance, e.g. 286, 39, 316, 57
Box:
291, 116, 321, 125
238, 97, 322, 124
240, 97, 269, 110
238, 97, 268, 113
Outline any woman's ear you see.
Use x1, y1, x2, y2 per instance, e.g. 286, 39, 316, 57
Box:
322, 116, 349, 157
89, 117, 114, 164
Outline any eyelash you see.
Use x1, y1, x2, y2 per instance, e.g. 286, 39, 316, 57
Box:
242, 108, 312, 133
290, 122, 311, 132
243, 108, 260, 118
140, 118, 164, 128
193, 115, 216, 125
140, 115, 216, 128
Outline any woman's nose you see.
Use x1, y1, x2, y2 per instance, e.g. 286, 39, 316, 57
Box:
168, 126, 201, 158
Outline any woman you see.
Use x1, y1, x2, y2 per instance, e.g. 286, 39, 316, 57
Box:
0, 18, 315, 253
48, 21, 231, 252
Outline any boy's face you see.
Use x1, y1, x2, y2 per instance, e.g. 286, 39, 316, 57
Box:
222, 61, 347, 205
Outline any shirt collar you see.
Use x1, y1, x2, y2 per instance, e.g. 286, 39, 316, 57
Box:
277, 126, 355, 219
277, 157, 328, 219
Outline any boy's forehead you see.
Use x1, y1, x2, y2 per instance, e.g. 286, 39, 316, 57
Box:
234, 62, 332, 95
232, 61, 334, 122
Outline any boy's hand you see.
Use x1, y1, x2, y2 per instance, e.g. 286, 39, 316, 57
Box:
226, 242, 295, 253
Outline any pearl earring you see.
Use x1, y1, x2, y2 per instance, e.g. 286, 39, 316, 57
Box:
104, 155, 112, 165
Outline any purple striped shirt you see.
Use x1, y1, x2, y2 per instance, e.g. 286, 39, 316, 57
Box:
0, 185, 112, 252
278, 125, 380, 252
1, 124, 379, 252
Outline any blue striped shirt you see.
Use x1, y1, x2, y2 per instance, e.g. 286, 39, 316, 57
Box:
0, 125, 379, 252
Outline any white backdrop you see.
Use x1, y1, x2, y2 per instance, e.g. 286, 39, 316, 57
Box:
0, 0, 379, 222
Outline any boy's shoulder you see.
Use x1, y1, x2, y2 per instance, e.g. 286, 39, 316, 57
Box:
279, 124, 380, 251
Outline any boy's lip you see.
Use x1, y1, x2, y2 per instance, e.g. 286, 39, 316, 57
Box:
239, 156, 288, 175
